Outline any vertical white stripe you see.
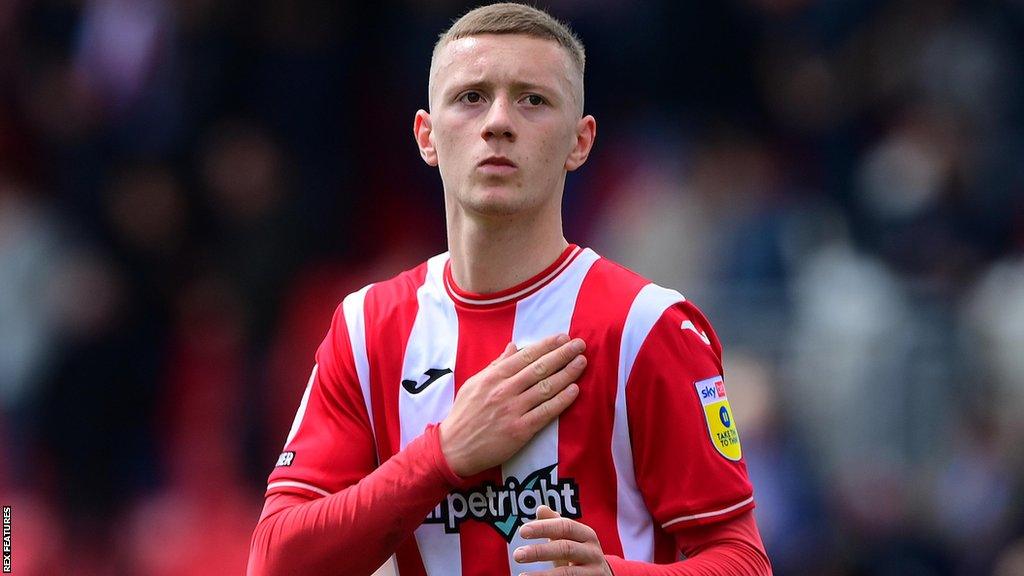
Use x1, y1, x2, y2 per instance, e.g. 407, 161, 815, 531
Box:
505, 249, 600, 575
284, 364, 318, 448
371, 556, 399, 576
400, 253, 462, 576
344, 284, 401, 573
343, 285, 376, 445
613, 284, 684, 561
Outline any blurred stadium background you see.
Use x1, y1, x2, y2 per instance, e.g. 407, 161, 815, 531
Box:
2, 0, 1024, 574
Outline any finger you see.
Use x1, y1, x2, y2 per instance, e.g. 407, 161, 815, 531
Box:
520, 516, 595, 543
520, 566, 606, 576
522, 383, 579, 432
536, 505, 561, 520
513, 539, 603, 566
496, 333, 570, 376
518, 355, 586, 409
533, 506, 568, 567
509, 338, 586, 394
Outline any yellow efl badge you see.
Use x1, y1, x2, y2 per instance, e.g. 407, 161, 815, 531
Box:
694, 376, 742, 461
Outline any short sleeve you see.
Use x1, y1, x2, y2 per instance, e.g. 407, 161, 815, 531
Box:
266, 302, 377, 498
626, 299, 755, 532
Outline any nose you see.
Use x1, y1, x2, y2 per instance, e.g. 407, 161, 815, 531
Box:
480, 96, 516, 142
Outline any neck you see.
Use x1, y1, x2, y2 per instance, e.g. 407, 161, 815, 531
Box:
446, 200, 569, 295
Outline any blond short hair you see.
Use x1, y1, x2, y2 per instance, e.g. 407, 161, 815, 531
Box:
429, 2, 586, 111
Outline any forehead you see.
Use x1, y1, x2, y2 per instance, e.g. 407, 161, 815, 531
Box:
433, 34, 575, 94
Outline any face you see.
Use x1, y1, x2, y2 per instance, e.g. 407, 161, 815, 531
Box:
414, 34, 596, 219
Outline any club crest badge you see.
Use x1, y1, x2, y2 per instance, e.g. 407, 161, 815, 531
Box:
693, 375, 742, 461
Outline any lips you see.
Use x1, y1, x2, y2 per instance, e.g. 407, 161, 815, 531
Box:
477, 156, 518, 176
478, 156, 517, 168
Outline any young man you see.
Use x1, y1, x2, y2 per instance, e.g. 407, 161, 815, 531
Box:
248, 4, 771, 575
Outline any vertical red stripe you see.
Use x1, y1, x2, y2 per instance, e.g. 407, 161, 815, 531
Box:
364, 263, 430, 576
397, 538, 429, 576
453, 304, 517, 576
563, 258, 649, 558
653, 527, 678, 563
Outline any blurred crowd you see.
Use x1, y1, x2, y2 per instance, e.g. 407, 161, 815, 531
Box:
1, 1, 1023, 575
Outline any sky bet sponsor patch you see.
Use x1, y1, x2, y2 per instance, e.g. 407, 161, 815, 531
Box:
694, 376, 742, 461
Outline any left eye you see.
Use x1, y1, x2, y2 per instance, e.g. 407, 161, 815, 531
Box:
523, 95, 544, 106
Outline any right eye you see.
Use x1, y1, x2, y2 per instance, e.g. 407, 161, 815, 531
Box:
459, 91, 483, 104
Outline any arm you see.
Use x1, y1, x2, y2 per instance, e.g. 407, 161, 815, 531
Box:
606, 511, 771, 575
247, 423, 461, 576
512, 504, 770, 569
516, 508, 770, 576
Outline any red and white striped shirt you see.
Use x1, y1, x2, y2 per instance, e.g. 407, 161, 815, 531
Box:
264, 244, 755, 575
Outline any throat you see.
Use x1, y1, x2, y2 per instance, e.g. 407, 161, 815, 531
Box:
447, 229, 570, 296
444, 186, 569, 295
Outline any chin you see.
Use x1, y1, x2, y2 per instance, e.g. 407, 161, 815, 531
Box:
467, 198, 523, 218
463, 186, 533, 218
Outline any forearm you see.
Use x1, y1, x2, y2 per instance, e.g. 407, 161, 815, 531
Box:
605, 541, 770, 576
247, 424, 462, 576
604, 511, 771, 576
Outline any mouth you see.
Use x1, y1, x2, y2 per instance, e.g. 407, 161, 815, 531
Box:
477, 156, 518, 175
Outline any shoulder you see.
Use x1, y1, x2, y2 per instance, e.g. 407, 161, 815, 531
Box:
582, 253, 650, 294
585, 253, 689, 335
314, 255, 443, 359
572, 253, 664, 321
335, 254, 444, 321
586, 254, 722, 371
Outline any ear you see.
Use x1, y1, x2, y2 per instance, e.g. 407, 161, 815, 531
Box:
564, 115, 596, 172
414, 110, 438, 167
